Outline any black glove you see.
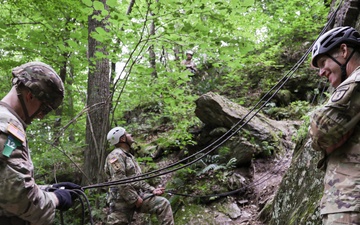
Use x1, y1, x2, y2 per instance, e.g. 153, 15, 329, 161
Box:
54, 189, 73, 211
52, 182, 82, 190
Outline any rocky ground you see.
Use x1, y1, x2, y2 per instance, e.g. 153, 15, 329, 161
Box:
236, 151, 293, 225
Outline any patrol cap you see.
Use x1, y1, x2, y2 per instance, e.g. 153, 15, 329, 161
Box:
12, 62, 65, 110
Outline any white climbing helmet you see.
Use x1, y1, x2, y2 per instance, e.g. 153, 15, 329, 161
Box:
186, 50, 194, 55
107, 127, 126, 145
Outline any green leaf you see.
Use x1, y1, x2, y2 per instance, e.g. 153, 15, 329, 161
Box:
67, 39, 79, 49
82, 0, 92, 7
80, 6, 94, 15
107, 0, 118, 8
93, 1, 104, 11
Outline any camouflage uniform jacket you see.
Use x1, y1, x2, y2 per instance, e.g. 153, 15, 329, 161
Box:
104, 148, 155, 206
310, 66, 360, 214
0, 102, 57, 225
181, 59, 196, 73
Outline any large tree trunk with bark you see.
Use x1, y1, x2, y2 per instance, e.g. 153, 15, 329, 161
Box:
83, 0, 111, 185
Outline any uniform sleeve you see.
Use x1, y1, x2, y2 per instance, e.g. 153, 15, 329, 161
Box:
129, 158, 155, 193
0, 133, 56, 225
310, 78, 360, 151
105, 153, 139, 204
132, 178, 155, 193
131, 165, 155, 193
190, 61, 197, 68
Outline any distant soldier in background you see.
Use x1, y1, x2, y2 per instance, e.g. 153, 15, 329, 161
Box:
105, 126, 174, 225
309, 26, 360, 224
0, 62, 79, 225
181, 50, 198, 74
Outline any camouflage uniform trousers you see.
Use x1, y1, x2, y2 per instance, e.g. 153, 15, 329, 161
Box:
323, 212, 360, 225
107, 193, 174, 225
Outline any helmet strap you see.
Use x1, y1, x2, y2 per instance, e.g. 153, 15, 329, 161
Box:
326, 49, 356, 83
15, 85, 40, 124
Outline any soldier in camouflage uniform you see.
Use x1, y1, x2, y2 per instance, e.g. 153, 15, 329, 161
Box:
309, 27, 360, 224
181, 50, 198, 74
105, 127, 174, 225
0, 62, 78, 225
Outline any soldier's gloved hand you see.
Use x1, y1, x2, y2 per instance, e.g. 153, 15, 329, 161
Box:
54, 189, 74, 211
52, 182, 82, 190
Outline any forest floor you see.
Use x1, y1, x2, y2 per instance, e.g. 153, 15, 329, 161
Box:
234, 150, 293, 225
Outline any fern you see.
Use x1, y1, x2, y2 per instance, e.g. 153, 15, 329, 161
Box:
204, 154, 220, 164
197, 164, 217, 176
213, 165, 226, 171
225, 158, 237, 169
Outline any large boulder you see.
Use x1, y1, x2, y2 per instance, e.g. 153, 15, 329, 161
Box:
194, 92, 298, 165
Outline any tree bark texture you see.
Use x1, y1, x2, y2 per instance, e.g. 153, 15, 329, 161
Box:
84, 0, 111, 185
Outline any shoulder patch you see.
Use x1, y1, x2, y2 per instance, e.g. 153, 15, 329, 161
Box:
3, 135, 22, 157
7, 123, 25, 144
331, 85, 349, 102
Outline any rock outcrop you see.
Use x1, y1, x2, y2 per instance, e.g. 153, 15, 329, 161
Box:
194, 92, 298, 166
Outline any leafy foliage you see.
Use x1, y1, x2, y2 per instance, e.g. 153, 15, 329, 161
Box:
263, 100, 312, 120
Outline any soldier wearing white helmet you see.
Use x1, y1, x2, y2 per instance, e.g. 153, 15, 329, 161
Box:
186, 50, 193, 55
181, 50, 198, 73
309, 26, 360, 224
104, 126, 174, 225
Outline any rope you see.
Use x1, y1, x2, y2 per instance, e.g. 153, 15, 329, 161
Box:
47, 187, 94, 225
83, 55, 308, 190
83, 12, 336, 189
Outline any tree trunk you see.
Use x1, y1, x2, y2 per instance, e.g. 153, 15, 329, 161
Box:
53, 59, 67, 146
149, 1, 157, 78
84, 0, 110, 185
